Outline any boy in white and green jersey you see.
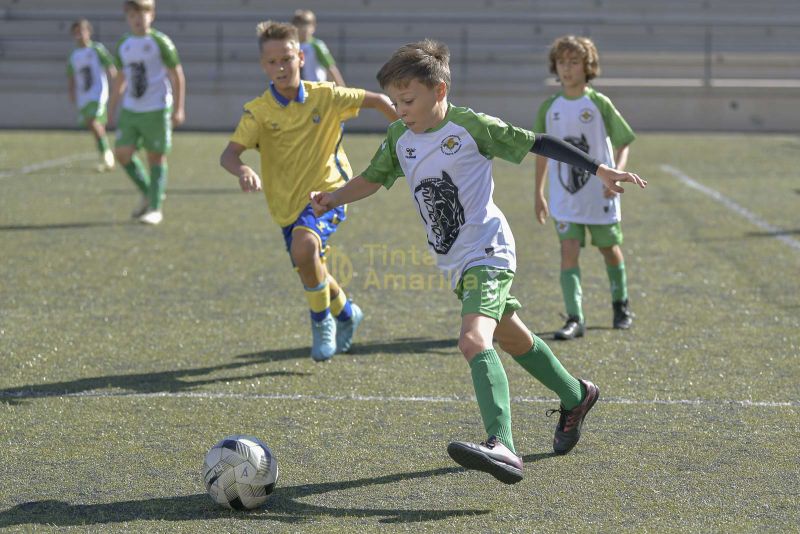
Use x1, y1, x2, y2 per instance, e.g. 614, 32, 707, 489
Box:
108, 0, 186, 226
67, 19, 117, 172
313, 40, 646, 484
534, 35, 637, 339
292, 9, 346, 86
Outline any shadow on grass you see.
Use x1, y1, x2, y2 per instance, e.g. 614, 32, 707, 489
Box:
104, 187, 239, 195
0, 221, 129, 231
0, 467, 489, 527
236, 337, 458, 363
0, 361, 310, 406
0, 338, 458, 405
745, 228, 800, 237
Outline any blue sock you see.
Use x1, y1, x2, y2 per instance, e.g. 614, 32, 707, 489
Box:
336, 300, 353, 322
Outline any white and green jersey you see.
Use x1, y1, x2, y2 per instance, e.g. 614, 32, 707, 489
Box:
66, 41, 114, 109
535, 86, 635, 224
363, 104, 535, 288
300, 37, 335, 82
114, 29, 180, 112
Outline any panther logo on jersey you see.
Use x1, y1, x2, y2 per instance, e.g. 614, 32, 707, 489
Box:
557, 133, 591, 194
413, 170, 465, 255
130, 61, 147, 98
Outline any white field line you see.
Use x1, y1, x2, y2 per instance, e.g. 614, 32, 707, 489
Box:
0, 152, 97, 179
661, 164, 800, 252
1, 389, 796, 408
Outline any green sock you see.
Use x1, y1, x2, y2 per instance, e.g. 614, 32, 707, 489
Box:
560, 267, 583, 322
123, 155, 150, 195
607, 262, 628, 302
469, 349, 515, 453
96, 136, 110, 155
149, 163, 167, 210
513, 335, 584, 410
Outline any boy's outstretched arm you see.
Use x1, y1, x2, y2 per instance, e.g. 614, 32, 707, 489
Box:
361, 91, 399, 123
220, 141, 262, 192
530, 134, 646, 193
328, 65, 346, 87
311, 176, 382, 217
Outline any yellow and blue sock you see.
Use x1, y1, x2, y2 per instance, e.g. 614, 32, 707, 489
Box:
330, 288, 353, 322
305, 280, 331, 322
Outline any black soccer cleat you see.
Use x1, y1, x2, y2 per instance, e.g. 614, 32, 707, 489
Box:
549, 379, 600, 455
612, 299, 633, 329
447, 435, 523, 484
554, 316, 585, 340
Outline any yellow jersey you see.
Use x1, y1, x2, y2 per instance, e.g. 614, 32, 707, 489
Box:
231, 81, 365, 226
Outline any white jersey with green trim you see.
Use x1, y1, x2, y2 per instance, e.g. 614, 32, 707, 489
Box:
300, 38, 335, 82
363, 105, 535, 288
67, 42, 113, 109
115, 29, 180, 112
535, 86, 636, 225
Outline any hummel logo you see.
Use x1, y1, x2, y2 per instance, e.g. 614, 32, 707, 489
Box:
553, 112, 560, 121
405, 147, 417, 159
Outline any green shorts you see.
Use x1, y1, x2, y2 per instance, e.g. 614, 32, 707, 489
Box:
454, 266, 522, 322
78, 101, 107, 126
116, 107, 172, 154
554, 220, 623, 248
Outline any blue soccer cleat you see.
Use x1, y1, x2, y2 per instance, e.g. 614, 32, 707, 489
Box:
310, 314, 337, 362
336, 302, 363, 353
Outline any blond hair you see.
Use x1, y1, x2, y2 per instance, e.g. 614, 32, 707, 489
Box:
70, 18, 92, 34
376, 39, 450, 91
291, 9, 316, 26
123, 0, 155, 12
548, 35, 600, 81
256, 20, 299, 50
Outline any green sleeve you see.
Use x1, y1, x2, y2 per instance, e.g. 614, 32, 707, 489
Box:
311, 38, 335, 68
454, 108, 535, 164
113, 35, 128, 69
588, 90, 636, 148
534, 94, 558, 132
361, 122, 405, 189
151, 30, 181, 68
93, 42, 114, 68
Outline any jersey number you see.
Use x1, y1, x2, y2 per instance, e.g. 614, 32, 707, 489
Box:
130, 61, 148, 98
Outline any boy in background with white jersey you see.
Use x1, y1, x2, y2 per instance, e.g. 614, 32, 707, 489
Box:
67, 19, 117, 172
534, 35, 637, 340
108, 0, 185, 225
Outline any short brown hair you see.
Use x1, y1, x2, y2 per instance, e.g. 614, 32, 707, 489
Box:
70, 18, 92, 34
291, 9, 316, 26
124, 0, 155, 12
256, 20, 300, 51
548, 35, 600, 81
376, 39, 450, 91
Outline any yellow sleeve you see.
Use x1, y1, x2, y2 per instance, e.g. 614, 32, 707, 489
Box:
230, 109, 261, 149
332, 86, 366, 122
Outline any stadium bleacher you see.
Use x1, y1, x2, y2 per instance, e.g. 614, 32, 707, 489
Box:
1, 0, 799, 131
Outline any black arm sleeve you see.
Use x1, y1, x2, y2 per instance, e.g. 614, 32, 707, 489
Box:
530, 134, 602, 175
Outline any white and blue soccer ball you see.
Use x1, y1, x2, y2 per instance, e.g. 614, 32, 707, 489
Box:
202, 435, 279, 510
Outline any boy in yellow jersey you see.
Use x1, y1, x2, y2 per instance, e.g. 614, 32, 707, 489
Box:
220, 21, 396, 361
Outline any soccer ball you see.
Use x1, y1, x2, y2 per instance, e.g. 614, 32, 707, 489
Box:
201, 435, 279, 510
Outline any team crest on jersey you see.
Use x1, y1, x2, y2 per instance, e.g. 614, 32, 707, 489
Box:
311, 108, 321, 124
440, 135, 462, 155
579, 108, 594, 123
556, 221, 570, 234
143, 43, 152, 53
413, 170, 465, 254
